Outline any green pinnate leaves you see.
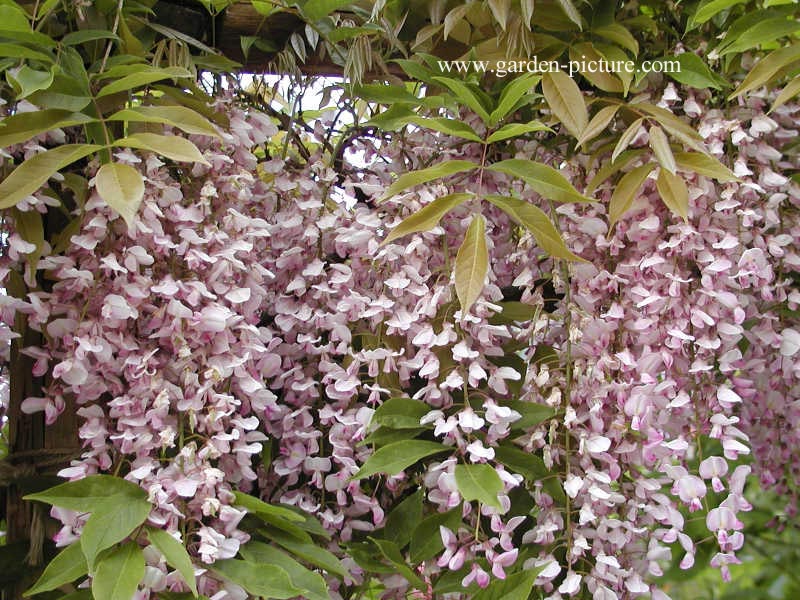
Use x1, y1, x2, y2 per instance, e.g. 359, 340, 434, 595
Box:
0, 144, 100, 210
382, 193, 473, 245
92, 542, 146, 600
147, 528, 198, 597
371, 398, 433, 429
25, 474, 148, 510
81, 498, 152, 570
114, 133, 209, 165
454, 214, 489, 315
211, 558, 303, 599
648, 125, 677, 174
608, 163, 655, 230
454, 463, 504, 509
487, 159, 592, 204
485, 195, 584, 262
353, 440, 449, 479
380, 161, 478, 201
25, 541, 88, 596
107, 106, 221, 138
25, 475, 153, 594
95, 163, 145, 229
542, 70, 588, 140
656, 168, 690, 221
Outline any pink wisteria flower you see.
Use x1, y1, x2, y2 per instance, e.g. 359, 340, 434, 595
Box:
0, 79, 798, 600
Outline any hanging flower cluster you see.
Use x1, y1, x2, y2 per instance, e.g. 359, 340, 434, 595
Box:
1, 81, 799, 599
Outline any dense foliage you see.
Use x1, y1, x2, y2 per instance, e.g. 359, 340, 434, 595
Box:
0, 0, 799, 599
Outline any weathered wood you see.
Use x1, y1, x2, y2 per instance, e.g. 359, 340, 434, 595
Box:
154, 0, 407, 77
2, 211, 82, 598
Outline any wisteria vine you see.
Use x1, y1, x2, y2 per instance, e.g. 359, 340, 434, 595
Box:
1, 82, 799, 599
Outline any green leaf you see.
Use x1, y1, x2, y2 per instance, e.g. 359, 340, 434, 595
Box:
302, 0, 352, 21
147, 528, 198, 597
486, 122, 551, 144
487, 0, 511, 29
718, 18, 800, 56
211, 559, 303, 598
61, 29, 121, 45
586, 149, 646, 193
27, 73, 91, 111
472, 564, 545, 600
365, 104, 417, 131
431, 77, 492, 124
608, 163, 655, 230
0, 109, 94, 148
592, 23, 639, 55
382, 192, 472, 245
555, 0, 583, 29
666, 53, 726, 90
92, 542, 145, 600
8, 65, 54, 99
24, 541, 87, 596
729, 43, 800, 99
81, 497, 152, 569
276, 505, 331, 539
611, 117, 644, 163
95, 163, 145, 229
0, 28, 57, 49
409, 507, 462, 564
488, 159, 592, 203
454, 464, 503, 509
444, 4, 470, 40
359, 426, 427, 447
380, 160, 477, 201
353, 440, 449, 479
494, 444, 550, 482
407, 116, 482, 142
569, 43, 623, 93
0, 43, 53, 63
369, 537, 426, 590
232, 492, 305, 523
485, 195, 584, 262
772, 76, 800, 112
542, 70, 588, 139
690, 0, 746, 27
372, 398, 432, 429
383, 489, 424, 548
96, 66, 193, 98
674, 152, 739, 181
25, 469, 125, 511
632, 102, 704, 150
507, 400, 558, 430
107, 105, 220, 138
392, 58, 437, 84
656, 168, 689, 221
238, 502, 314, 542
114, 133, 209, 164
454, 214, 489, 315
0, 5, 31, 31
269, 530, 348, 578
239, 542, 331, 600
490, 73, 541, 124
489, 301, 538, 325
648, 125, 676, 174
576, 104, 618, 149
